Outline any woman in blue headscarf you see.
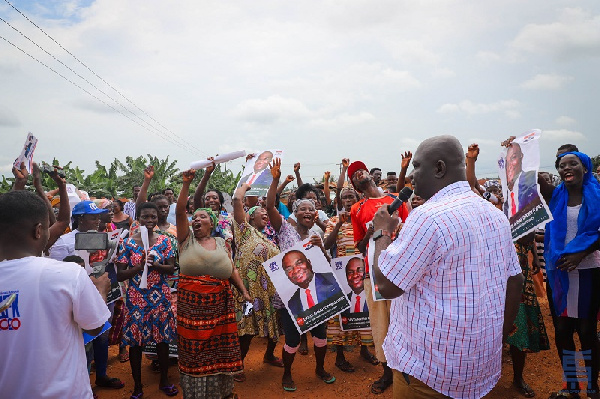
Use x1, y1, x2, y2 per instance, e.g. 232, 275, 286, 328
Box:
539, 151, 600, 399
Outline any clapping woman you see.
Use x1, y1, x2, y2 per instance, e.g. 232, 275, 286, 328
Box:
176, 169, 251, 399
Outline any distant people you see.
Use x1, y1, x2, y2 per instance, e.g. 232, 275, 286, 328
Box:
123, 185, 141, 220
112, 199, 132, 230
0, 190, 111, 398
284, 249, 342, 318
370, 168, 382, 186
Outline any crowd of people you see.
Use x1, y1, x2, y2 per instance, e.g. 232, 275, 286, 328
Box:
1, 136, 600, 399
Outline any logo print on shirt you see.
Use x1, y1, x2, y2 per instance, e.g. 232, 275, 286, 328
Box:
0, 291, 21, 331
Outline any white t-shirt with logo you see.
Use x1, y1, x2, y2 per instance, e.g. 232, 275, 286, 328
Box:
0, 256, 110, 398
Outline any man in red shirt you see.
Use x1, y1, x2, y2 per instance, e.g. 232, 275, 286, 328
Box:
348, 160, 408, 394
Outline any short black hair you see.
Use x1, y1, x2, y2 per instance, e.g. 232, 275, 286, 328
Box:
345, 256, 364, 274
0, 190, 48, 228
113, 199, 124, 210
63, 255, 85, 264
162, 187, 175, 194
557, 144, 578, 153
138, 202, 159, 217
369, 168, 381, 174
295, 183, 319, 200
151, 194, 168, 204
386, 172, 397, 176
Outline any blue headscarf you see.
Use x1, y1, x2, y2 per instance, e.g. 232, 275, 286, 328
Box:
545, 151, 600, 316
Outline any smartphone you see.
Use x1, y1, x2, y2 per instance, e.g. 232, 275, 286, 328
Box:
75, 231, 109, 251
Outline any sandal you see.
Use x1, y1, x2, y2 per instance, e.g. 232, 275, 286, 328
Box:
130, 393, 144, 399
361, 351, 379, 366
95, 376, 125, 389
233, 372, 246, 383
316, 370, 336, 384
159, 384, 179, 397
513, 381, 535, 398
282, 376, 297, 392
335, 360, 355, 372
119, 352, 130, 363
371, 377, 392, 394
548, 391, 580, 399
263, 356, 284, 367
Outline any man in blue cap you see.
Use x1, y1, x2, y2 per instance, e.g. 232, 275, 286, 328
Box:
49, 200, 126, 391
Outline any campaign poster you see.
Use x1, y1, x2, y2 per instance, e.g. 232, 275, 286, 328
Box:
331, 256, 370, 331
13, 133, 38, 174
498, 129, 553, 240
105, 282, 123, 305
143, 341, 178, 358
263, 238, 350, 334
237, 149, 283, 197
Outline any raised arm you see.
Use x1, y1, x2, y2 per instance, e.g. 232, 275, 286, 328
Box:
266, 158, 283, 231
32, 163, 56, 226
46, 168, 70, 250
233, 183, 252, 225
396, 151, 412, 194
538, 173, 555, 204
176, 169, 195, 244
336, 158, 349, 211
193, 158, 215, 209
136, 165, 154, 209
277, 174, 295, 195
294, 162, 303, 186
323, 171, 332, 206
323, 213, 347, 250
11, 162, 28, 191
466, 144, 484, 195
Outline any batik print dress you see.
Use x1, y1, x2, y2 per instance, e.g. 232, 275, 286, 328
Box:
118, 235, 176, 347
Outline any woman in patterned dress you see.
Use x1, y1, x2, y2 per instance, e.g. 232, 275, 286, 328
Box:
176, 170, 252, 399
232, 183, 283, 382
323, 187, 378, 372
116, 202, 178, 398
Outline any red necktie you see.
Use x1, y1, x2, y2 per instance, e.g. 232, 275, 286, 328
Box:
511, 192, 517, 217
354, 296, 361, 312
248, 174, 257, 185
305, 289, 315, 308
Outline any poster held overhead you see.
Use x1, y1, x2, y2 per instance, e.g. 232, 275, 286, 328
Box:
263, 238, 350, 334
13, 133, 38, 174
189, 150, 246, 170
498, 129, 553, 240
237, 149, 283, 197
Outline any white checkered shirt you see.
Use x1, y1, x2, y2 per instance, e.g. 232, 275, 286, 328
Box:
123, 200, 136, 220
379, 181, 521, 399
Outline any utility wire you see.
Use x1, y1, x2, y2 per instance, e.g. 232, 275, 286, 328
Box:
2, 0, 204, 155
0, 16, 195, 153
0, 33, 198, 155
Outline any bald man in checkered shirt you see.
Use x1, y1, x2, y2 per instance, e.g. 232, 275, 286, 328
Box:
371, 135, 524, 399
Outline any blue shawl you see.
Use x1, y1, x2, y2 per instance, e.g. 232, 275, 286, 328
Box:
545, 151, 600, 316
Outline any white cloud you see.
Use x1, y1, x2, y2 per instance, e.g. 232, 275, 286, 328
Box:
555, 115, 576, 126
521, 73, 574, 90
431, 68, 456, 79
232, 95, 312, 124
510, 8, 600, 60
543, 129, 586, 141
309, 112, 375, 128
437, 99, 520, 118
476, 51, 502, 65
0, 105, 21, 127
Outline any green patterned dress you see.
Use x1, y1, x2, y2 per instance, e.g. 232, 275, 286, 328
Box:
233, 220, 280, 339
506, 242, 550, 352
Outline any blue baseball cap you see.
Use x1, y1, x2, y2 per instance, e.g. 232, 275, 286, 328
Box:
72, 200, 108, 215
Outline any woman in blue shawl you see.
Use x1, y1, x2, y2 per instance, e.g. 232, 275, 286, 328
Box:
539, 151, 600, 398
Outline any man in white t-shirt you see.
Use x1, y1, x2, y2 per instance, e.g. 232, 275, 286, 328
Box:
0, 190, 111, 399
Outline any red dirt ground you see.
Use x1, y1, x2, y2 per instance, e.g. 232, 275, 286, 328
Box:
92, 297, 568, 399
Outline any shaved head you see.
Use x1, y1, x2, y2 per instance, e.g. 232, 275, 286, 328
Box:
412, 135, 467, 199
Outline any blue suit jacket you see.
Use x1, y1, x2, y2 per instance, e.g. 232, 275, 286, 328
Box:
239, 169, 272, 187
287, 272, 342, 318
504, 170, 538, 217
345, 292, 369, 313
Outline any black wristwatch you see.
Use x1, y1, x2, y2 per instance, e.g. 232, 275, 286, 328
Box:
373, 229, 391, 241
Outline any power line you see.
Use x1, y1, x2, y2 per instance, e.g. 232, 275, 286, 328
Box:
2, 0, 204, 156
0, 33, 198, 155
0, 16, 195, 153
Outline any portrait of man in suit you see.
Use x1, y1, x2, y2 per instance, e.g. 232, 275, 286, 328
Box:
239, 150, 274, 187
503, 142, 538, 219
344, 257, 368, 313
284, 249, 342, 318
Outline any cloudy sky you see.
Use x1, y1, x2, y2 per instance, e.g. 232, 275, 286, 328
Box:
1, 0, 599, 184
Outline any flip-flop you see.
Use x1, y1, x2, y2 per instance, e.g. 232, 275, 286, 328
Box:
119, 352, 130, 363
233, 372, 246, 383
316, 371, 336, 384
513, 381, 535, 398
335, 360, 355, 372
159, 384, 178, 397
130, 392, 143, 399
282, 378, 297, 392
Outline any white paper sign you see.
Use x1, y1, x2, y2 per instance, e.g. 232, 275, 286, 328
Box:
13, 133, 38, 174
139, 226, 150, 289
190, 150, 246, 170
